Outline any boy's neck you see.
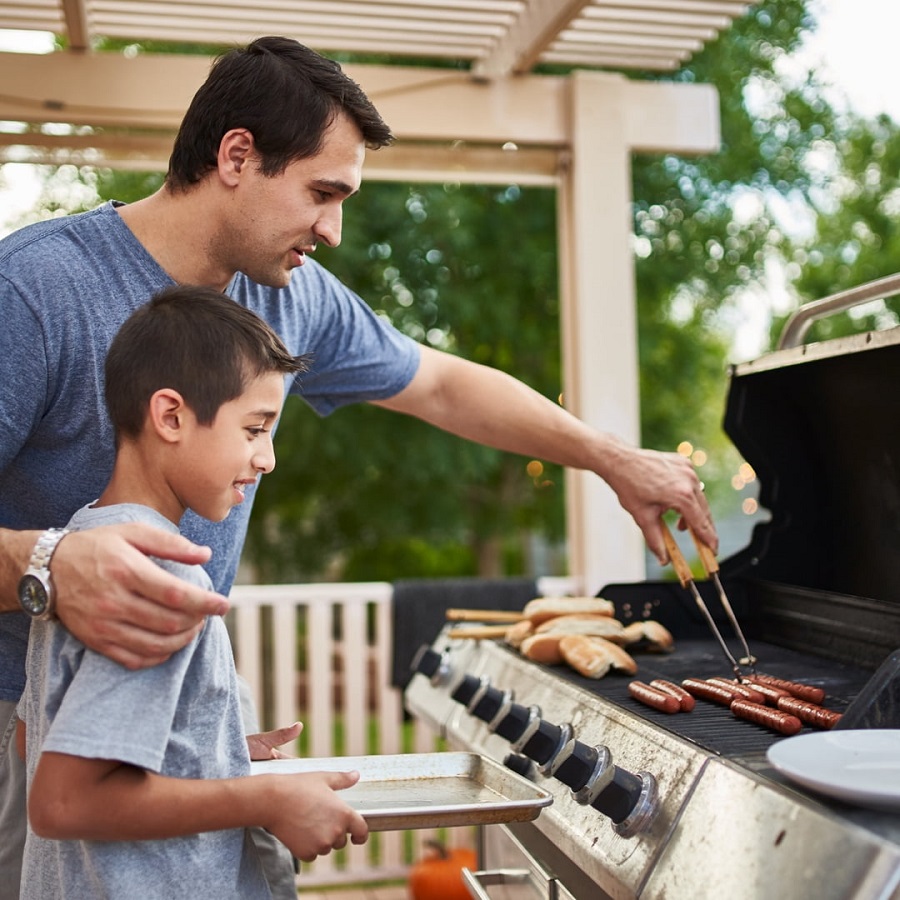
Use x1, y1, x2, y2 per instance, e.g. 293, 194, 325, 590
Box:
97, 444, 185, 526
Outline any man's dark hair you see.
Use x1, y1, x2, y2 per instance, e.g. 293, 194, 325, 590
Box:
166, 36, 393, 188
105, 285, 307, 441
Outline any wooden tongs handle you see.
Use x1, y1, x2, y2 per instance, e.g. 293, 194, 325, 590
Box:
661, 520, 720, 585
445, 608, 523, 623
660, 520, 694, 587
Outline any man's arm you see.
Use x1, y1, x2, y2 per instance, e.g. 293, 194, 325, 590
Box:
373, 345, 716, 564
29, 752, 368, 863
0, 525, 228, 669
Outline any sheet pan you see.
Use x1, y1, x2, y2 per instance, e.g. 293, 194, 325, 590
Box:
250, 751, 553, 831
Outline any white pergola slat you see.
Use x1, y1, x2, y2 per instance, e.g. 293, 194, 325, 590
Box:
0, 0, 757, 591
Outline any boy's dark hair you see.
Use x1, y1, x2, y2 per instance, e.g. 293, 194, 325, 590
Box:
166, 36, 393, 189
106, 285, 307, 441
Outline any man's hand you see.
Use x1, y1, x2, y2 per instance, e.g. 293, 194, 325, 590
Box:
52, 524, 229, 670
601, 438, 717, 564
247, 721, 303, 761
259, 770, 368, 862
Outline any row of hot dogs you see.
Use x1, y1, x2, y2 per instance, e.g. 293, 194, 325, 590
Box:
627, 674, 842, 735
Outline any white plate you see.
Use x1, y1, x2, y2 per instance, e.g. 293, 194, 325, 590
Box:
767, 730, 900, 810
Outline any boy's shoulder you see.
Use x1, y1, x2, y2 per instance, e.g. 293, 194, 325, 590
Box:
67, 503, 213, 590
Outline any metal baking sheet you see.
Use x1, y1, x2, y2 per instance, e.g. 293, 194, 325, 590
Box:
250, 751, 553, 831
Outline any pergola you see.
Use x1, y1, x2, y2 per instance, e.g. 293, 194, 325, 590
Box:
0, 1, 758, 593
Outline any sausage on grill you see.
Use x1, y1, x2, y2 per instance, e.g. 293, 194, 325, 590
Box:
680, 678, 739, 706
730, 699, 802, 735
708, 677, 767, 705
742, 681, 791, 705
747, 674, 826, 705
628, 680, 680, 714
776, 695, 842, 729
649, 679, 695, 712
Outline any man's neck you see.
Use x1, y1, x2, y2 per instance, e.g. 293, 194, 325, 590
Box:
116, 187, 233, 290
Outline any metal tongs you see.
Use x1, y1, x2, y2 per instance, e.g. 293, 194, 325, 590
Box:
660, 519, 758, 680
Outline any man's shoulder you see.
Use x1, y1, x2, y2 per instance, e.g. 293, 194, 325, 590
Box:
0, 203, 113, 263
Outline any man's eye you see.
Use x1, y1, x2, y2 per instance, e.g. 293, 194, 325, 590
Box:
247, 426, 265, 437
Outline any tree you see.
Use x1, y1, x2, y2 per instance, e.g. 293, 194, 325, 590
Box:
8, 2, 894, 581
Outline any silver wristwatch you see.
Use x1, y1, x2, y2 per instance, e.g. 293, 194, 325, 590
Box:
17, 528, 71, 620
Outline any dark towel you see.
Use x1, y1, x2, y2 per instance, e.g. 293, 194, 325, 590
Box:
391, 576, 537, 689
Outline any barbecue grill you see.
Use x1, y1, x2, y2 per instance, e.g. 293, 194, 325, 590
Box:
404, 277, 900, 899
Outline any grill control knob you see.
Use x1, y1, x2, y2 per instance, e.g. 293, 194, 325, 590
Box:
471, 685, 510, 725
410, 645, 451, 685
553, 740, 608, 792
492, 702, 533, 743
503, 752, 536, 780
592, 768, 658, 838
450, 674, 482, 706
519, 718, 572, 772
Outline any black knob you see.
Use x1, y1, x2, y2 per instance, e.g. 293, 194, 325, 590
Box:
592, 766, 645, 824
471, 686, 505, 723
451, 674, 481, 707
503, 753, 535, 780
493, 702, 532, 743
410, 645, 442, 678
554, 741, 598, 792
521, 719, 563, 766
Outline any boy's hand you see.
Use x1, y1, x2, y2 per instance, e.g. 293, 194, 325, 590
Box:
247, 721, 303, 760
260, 770, 368, 862
53, 524, 229, 670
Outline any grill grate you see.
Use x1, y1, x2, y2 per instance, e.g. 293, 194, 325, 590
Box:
496, 638, 873, 758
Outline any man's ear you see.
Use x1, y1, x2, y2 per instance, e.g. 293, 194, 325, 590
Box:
218, 128, 256, 186
148, 388, 189, 443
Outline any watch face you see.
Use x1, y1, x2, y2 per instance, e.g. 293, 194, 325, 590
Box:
18, 573, 49, 617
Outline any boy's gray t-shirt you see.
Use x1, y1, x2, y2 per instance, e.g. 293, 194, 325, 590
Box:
0, 201, 421, 701
18, 503, 269, 900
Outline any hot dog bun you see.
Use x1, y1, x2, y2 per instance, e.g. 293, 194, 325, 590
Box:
523, 596, 615, 625
559, 635, 637, 678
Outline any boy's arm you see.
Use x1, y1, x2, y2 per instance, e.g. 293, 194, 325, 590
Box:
29, 751, 368, 862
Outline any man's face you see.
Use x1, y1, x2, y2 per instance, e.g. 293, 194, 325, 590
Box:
221, 112, 366, 288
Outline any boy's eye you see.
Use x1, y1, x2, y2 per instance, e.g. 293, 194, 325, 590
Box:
246, 426, 266, 437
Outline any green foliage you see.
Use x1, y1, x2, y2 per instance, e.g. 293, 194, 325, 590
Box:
12, 1, 900, 580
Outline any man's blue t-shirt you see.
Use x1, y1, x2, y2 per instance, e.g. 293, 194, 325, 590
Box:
0, 201, 420, 701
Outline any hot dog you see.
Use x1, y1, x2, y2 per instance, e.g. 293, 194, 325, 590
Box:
746, 674, 825, 705
649, 679, 695, 712
741, 681, 790, 705
681, 678, 739, 706
775, 695, 842, 729
628, 680, 680, 714
730, 699, 802, 735
708, 677, 767, 705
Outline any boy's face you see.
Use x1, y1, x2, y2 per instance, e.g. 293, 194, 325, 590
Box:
174, 371, 286, 523
219, 111, 365, 289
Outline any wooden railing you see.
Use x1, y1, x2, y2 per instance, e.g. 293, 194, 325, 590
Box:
228, 577, 577, 887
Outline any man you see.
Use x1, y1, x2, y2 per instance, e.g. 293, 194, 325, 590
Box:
0, 36, 714, 898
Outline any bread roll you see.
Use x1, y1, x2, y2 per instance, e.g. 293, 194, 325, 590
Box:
620, 620, 674, 652
535, 614, 624, 640
523, 596, 614, 626
520, 633, 564, 665
559, 635, 637, 678
505, 619, 534, 648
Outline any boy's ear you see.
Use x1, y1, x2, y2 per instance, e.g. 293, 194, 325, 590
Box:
148, 388, 189, 443
218, 128, 256, 185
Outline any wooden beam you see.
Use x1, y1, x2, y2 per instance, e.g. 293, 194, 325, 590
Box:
60, 0, 90, 51
473, 0, 592, 79
0, 51, 718, 154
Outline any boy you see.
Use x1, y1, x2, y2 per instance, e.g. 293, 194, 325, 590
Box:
16, 286, 368, 899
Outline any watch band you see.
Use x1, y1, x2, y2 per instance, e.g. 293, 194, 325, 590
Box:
27, 527, 70, 572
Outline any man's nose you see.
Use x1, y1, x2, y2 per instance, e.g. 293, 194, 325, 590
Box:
314, 206, 343, 248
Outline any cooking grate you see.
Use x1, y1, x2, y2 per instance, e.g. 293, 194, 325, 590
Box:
489, 638, 872, 758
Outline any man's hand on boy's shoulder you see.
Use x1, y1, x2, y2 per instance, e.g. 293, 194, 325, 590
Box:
54, 524, 229, 669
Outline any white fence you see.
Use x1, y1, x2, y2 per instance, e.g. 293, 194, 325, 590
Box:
228, 577, 577, 887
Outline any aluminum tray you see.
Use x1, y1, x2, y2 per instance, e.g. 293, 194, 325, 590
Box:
250, 751, 553, 831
